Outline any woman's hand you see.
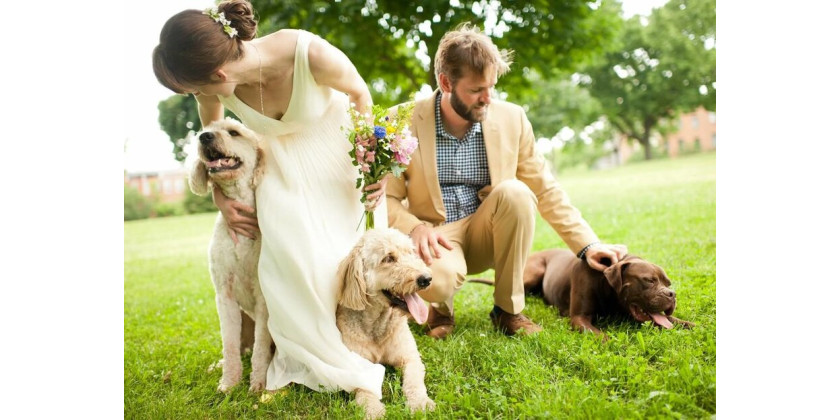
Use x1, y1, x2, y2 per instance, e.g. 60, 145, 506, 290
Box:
213, 187, 260, 243
363, 178, 388, 211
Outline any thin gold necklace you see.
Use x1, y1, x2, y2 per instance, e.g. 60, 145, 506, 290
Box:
252, 43, 265, 117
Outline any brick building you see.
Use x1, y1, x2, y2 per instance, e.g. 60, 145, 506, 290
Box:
593, 106, 716, 169
124, 168, 189, 203
663, 107, 716, 158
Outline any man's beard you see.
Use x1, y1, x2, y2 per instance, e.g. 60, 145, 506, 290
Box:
450, 89, 487, 123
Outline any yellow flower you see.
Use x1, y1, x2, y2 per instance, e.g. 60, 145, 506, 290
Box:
386, 125, 396, 135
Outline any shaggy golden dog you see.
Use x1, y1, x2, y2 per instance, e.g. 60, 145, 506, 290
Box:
336, 228, 436, 419
189, 118, 272, 393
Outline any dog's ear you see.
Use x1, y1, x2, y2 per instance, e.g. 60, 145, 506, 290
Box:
251, 147, 265, 190
604, 260, 631, 293
337, 244, 368, 311
188, 158, 211, 196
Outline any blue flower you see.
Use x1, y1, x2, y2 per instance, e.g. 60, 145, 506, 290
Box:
374, 126, 386, 139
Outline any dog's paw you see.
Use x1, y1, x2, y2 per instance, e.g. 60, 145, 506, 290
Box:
669, 316, 695, 329
217, 380, 236, 393
408, 397, 436, 412
363, 402, 386, 420
218, 368, 242, 393
678, 320, 696, 329
249, 378, 266, 393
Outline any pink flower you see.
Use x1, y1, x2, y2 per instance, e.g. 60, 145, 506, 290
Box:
394, 152, 410, 165
365, 151, 376, 163
391, 132, 418, 158
356, 135, 370, 148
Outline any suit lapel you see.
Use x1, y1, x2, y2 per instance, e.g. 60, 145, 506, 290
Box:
415, 93, 446, 218
482, 105, 503, 185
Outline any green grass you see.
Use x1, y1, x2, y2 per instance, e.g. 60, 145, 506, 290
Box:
125, 152, 716, 419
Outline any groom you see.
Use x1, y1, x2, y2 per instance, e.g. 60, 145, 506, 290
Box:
385, 23, 627, 339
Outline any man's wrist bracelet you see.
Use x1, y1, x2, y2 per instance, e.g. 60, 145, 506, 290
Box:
577, 242, 600, 260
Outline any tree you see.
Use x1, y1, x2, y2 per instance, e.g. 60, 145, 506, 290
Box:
522, 72, 604, 140
254, 0, 621, 102
157, 95, 199, 163
158, 0, 623, 163
580, 0, 715, 159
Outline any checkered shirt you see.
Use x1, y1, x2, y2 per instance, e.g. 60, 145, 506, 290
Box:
435, 92, 491, 223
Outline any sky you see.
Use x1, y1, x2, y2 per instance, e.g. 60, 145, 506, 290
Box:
123, 0, 668, 173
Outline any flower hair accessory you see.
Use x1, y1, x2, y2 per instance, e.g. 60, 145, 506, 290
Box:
203, 7, 238, 38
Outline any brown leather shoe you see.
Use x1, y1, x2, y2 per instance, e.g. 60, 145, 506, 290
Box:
489, 307, 542, 336
425, 306, 455, 339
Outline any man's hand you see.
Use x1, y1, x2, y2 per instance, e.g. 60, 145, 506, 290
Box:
363, 178, 388, 211
584, 243, 628, 272
409, 224, 454, 266
213, 187, 260, 244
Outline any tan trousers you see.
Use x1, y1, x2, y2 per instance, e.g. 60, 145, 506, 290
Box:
418, 180, 537, 316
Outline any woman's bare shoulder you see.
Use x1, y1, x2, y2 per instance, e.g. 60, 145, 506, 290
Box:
257, 29, 300, 60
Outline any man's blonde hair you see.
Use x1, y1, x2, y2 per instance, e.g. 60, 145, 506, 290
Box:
434, 23, 513, 87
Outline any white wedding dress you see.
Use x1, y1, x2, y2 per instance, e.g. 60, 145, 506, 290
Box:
219, 30, 386, 397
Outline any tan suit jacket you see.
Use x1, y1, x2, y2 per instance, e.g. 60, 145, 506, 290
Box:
386, 91, 599, 255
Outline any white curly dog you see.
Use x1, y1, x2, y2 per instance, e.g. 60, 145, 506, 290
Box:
188, 118, 272, 393
336, 228, 437, 419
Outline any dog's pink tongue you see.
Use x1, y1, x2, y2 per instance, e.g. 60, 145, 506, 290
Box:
650, 313, 673, 329
405, 293, 429, 324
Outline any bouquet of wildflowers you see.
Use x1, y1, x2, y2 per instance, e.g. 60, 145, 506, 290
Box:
346, 102, 418, 230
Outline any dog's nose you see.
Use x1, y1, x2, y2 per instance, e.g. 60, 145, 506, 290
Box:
664, 289, 675, 299
416, 274, 432, 289
199, 132, 216, 145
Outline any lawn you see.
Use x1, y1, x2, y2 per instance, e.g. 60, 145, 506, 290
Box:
125, 152, 715, 419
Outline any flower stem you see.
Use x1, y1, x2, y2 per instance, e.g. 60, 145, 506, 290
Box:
364, 210, 375, 230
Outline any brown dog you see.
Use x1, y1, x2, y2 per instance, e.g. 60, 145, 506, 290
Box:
522, 249, 694, 337
472, 249, 693, 337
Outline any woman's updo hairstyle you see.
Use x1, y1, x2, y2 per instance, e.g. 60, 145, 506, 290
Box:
152, 0, 258, 94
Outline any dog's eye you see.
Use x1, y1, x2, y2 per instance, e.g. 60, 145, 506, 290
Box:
228, 130, 240, 136
381, 254, 396, 264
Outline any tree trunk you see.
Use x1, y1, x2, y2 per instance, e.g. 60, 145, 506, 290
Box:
642, 124, 653, 160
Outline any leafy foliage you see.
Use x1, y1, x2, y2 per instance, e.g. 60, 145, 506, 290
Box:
156, 1, 623, 163
254, 0, 621, 103
581, 0, 716, 159
183, 185, 218, 214
157, 95, 199, 163
154, 202, 186, 218
124, 184, 154, 221
522, 72, 604, 140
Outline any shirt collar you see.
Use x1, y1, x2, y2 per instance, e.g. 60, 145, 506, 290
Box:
435, 91, 482, 141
